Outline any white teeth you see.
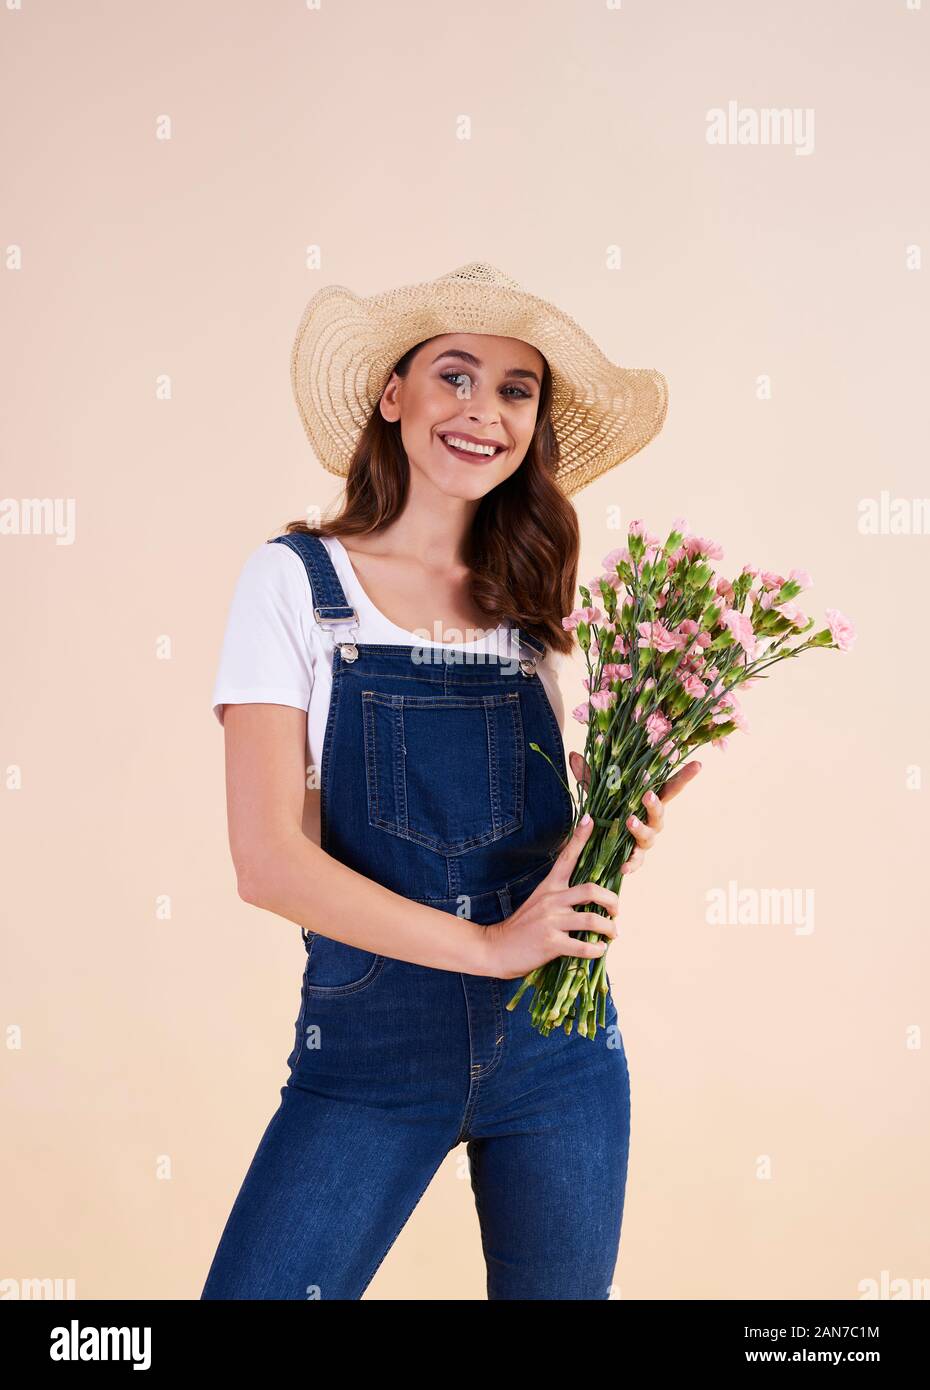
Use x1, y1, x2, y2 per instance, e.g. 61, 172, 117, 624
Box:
442, 435, 499, 456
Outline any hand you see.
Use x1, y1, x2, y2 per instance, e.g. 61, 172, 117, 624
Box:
569, 751, 702, 877
484, 815, 620, 981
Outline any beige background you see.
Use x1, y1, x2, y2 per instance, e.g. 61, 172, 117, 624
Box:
2, 0, 928, 1301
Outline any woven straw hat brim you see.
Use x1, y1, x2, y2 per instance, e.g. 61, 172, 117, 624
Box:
291, 262, 669, 498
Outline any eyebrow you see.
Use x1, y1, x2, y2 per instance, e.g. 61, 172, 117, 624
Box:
430, 348, 541, 388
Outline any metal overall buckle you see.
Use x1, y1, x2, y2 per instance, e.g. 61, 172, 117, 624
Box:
313, 605, 361, 662
515, 629, 542, 678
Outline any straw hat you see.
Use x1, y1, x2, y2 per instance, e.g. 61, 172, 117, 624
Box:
290, 260, 669, 497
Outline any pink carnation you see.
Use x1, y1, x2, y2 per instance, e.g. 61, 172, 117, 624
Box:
722, 608, 759, 658
660, 738, 681, 765
713, 691, 749, 733
684, 535, 725, 561
602, 547, 629, 570
825, 608, 856, 651
774, 600, 809, 627
637, 619, 684, 653
680, 672, 708, 698
645, 710, 673, 747
562, 606, 602, 631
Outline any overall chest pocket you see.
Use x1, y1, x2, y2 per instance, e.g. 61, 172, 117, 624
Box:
361, 690, 525, 856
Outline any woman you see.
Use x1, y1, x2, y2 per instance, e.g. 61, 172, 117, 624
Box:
200, 262, 693, 1300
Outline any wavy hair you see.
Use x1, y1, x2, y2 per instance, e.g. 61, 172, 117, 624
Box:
277, 338, 580, 656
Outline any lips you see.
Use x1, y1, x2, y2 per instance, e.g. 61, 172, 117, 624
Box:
438, 433, 506, 464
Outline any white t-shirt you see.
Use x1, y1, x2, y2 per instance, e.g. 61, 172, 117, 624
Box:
211, 534, 567, 778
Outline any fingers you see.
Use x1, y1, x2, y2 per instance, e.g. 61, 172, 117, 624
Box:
556, 936, 609, 961
560, 881, 620, 932
569, 750, 591, 790
642, 788, 664, 830
550, 812, 596, 883
657, 760, 702, 802
620, 847, 645, 875
627, 800, 658, 847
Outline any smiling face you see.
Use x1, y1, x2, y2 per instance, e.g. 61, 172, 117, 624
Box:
378, 332, 546, 499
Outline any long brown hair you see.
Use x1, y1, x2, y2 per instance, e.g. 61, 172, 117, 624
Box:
278, 338, 579, 655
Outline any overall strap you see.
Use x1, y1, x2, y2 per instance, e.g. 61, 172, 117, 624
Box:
506, 625, 546, 674
515, 629, 546, 658
267, 532, 359, 630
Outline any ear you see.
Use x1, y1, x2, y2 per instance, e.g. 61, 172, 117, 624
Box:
378, 376, 401, 422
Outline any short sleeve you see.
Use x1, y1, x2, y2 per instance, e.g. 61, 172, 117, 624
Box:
211, 542, 316, 725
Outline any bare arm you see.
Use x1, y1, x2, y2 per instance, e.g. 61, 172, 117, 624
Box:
221, 702, 495, 974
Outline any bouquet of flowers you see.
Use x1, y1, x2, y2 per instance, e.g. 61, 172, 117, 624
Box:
506, 518, 855, 1040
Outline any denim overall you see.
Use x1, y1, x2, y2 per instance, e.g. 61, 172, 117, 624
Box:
201, 532, 631, 1301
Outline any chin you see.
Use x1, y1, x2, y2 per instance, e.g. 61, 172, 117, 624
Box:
441, 470, 507, 501
416, 461, 508, 501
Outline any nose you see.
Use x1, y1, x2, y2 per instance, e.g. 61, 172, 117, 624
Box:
464, 385, 500, 425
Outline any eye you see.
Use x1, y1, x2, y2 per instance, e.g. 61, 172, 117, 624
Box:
440, 371, 532, 400
441, 370, 473, 392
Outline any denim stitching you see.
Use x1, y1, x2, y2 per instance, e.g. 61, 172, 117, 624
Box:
304, 953, 387, 997
268, 534, 348, 617
473, 982, 505, 1083
410, 853, 557, 910
289, 956, 311, 1069
457, 1075, 483, 1143
361, 691, 525, 856
454, 975, 480, 1145
394, 699, 408, 836
366, 692, 521, 710
446, 849, 460, 901
344, 664, 524, 683
485, 701, 501, 833
511, 695, 526, 833
361, 694, 380, 823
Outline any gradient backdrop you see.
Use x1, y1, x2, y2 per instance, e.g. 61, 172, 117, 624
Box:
1, 0, 928, 1300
